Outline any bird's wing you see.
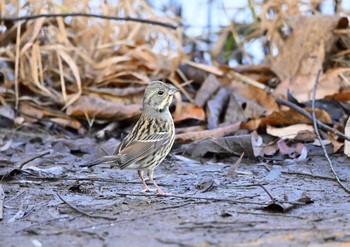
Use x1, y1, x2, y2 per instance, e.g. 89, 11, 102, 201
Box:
116, 133, 131, 154
80, 155, 121, 168
117, 132, 170, 169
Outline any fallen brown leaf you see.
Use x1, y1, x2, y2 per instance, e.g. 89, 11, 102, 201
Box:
206, 88, 230, 129
50, 117, 82, 130
173, 102, 205, 123
194, 74, 220, 107
175, 122, 241, 144
175, 125, 207, 134
66, 95, 141, 120
233, 85, 278, 114
19, 102, 45, 123
272, 16, 347, 101
181, 133, 254, 159
277, 140, 305, 158
222, 94, 245, 125
266, 124, 314, 140
226, 152, 244, 176
259, 108, 332, 128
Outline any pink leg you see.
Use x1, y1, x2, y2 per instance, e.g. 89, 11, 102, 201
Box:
147, 169, 167, 195
138, 170, 152, 192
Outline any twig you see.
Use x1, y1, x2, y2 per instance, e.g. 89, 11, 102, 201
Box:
311, 70, 350, 194
18, 150, 52, 169
281, 171, 348, 182
156, 202, 192, 211
227, 152, 244, 176
56, 193, 118, 220
258, 184, 276, 202
276, 98, 350, 142
0, 13, 178, 29
185, 60, 224, 76
155, 238, 191, 246
230, 71, 273, 93
247, 0, 258, 23
14, 21, 21, 109
0, 185, 4, 220
234, 183, 269, 187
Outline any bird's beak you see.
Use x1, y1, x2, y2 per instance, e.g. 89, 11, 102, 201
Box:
168, 86, 179, 95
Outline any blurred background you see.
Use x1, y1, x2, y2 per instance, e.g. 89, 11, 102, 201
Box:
1, 0, 350, 133
150, 0, 350, 65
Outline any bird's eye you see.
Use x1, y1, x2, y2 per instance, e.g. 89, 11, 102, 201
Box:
158, 91, 164, 95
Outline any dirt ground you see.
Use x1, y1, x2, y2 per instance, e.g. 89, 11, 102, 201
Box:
1, 128, 350, 247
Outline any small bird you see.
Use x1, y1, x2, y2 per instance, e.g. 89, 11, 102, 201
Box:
81, 81, 179, 195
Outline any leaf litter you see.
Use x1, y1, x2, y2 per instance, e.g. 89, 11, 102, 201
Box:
1, 0, 350, 246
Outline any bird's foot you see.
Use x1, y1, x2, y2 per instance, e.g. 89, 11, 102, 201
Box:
140, 185, 156, 193
156, 189, 171, 196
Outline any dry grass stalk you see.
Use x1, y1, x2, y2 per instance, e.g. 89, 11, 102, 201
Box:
0, 0, 183, 127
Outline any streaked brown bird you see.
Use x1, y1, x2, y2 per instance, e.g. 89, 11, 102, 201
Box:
81, 81, 178, 195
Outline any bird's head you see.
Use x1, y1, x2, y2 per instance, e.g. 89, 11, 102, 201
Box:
143, 81, 179, 114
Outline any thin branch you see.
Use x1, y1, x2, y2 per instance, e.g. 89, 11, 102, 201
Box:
227, 152, 244, 176
276, 98, 350, 142
156, 202, 192, 211
56, 193, 118, 220
14, 20, 21, 109
281, 171, 348, 182
230, 71, 273, 93
0, 185, 4, 220
0, 13, 178, 29
258, 184, 276, 202
18, 150, 52, 169
311, 70, 350, 194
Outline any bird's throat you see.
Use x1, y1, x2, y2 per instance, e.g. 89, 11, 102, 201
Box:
142, 105, 171, 120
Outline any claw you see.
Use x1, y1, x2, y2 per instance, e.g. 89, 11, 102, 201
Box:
141, 186, 156, 193
157, 190, 168, 196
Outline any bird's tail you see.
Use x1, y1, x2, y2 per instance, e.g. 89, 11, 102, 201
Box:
80, 155, 120, 168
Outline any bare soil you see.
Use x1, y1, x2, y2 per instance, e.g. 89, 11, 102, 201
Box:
1, 128, 350, 246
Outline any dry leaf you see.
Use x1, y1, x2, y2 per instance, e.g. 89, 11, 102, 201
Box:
66, 95, 141, 120
266, 124, 314, 140
50, 117, 82, 130
259, 108, 332, 128
222, 94, 245, 125
329, 135, 344, 153
173, 102, 205, 123
277, 140, 305, 157
19, 102, 45, 123
181, 134, 254, 159
194, 74, 220, 107
344, 116, 350, 157
87, 86, 145, 97
0, 1, 183, 127
272, 16, 347, 101
226, 152, 244, 176
251, 131, 278, 157
207, 88, 230, 129
236, 85, 278, 114
176, 122, 241, 144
